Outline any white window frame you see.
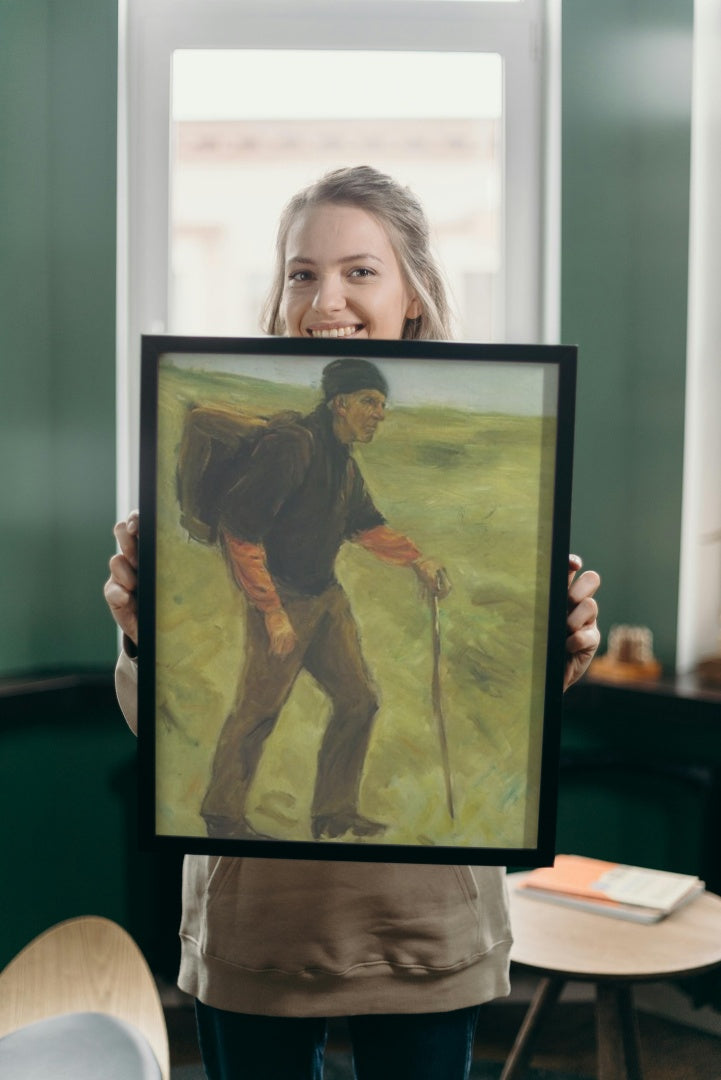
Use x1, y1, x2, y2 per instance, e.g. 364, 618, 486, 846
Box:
677, 0, 721, 674
117, 0, 558, 511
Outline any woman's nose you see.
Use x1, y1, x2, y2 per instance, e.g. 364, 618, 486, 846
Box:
312, 274, 345, 314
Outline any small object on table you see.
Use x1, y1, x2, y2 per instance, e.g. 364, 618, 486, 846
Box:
696, 653, 721, 688
516, 853, 704, 923
591, 624, 662, 683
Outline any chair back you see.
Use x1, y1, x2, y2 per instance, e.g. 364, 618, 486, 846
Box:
0, 915, 170, 1080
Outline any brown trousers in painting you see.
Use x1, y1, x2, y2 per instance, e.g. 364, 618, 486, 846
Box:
200, 583, 379, 826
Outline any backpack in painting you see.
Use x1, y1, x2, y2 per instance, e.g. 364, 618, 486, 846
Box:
175, 403, 305, 545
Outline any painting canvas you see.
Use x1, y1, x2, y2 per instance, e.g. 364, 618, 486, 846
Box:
137, 336, 576, 864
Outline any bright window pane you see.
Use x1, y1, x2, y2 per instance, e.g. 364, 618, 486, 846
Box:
170, 49, 503, 341
362, 1, 521, 3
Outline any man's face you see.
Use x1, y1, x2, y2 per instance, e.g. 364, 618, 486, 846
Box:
334, 388, 386, 444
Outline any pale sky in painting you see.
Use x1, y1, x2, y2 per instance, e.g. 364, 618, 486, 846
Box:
163, 351, 559, 417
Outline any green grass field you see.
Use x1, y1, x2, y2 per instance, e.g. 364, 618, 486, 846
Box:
152, 360, 557, 851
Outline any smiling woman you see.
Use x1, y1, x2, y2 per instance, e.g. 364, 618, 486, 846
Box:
264, 168, 449, 341
106, 160, 598, 1077
281, 205, 421, 340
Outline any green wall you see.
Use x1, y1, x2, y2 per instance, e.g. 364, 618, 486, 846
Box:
0, 0, 135, 969
0, 0, 118, 676
562, 0, 693, 669
0, 683, 184, 974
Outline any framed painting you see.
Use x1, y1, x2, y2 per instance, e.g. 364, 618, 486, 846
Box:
137, 335, 576, 864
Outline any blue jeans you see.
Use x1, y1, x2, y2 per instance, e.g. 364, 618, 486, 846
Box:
195, 1000, 481, 1080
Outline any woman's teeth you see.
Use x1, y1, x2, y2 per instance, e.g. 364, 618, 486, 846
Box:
310, 326, 359, 338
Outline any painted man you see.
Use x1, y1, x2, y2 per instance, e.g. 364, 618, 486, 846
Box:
200, 358, 449, 841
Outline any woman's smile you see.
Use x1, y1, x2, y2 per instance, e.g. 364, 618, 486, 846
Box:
306, 323, 364, 339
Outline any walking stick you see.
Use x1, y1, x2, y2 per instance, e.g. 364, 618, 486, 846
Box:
430, 585, 455, 821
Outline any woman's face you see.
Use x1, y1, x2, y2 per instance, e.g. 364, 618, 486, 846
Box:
280, 203, 421, 341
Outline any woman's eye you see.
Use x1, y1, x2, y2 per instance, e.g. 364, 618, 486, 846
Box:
288, 270, 313, 283
349, 267, 375, 279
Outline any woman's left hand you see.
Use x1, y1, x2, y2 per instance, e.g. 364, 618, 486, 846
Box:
564, 554, 601, 691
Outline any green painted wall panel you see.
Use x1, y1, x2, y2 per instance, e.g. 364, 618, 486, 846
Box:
0, 3, 55, 667
46, 0, 119, 667
562, 0, 693, 668
0, 685, 184, 977
0, 0, 118, 674
0, 704, 133, 966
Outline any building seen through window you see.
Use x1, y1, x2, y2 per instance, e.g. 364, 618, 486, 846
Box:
170, 50, 503, 341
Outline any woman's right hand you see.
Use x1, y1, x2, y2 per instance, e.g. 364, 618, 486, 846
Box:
104, 510, 139, 646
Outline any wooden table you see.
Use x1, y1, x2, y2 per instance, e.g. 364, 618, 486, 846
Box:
503, 873, 721, 1080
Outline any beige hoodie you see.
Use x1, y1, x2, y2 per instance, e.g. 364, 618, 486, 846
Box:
116, 650, 512, 1016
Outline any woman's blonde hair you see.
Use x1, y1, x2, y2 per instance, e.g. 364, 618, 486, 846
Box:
262, 165, 454, 341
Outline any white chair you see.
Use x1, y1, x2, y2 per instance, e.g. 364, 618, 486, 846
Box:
0, 915, 170, 1079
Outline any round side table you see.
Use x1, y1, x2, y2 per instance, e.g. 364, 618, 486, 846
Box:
503, 872, 721, 1080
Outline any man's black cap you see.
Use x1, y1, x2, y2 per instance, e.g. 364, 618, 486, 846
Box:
322, 358, 388, 401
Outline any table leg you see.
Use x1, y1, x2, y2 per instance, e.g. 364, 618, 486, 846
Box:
500, 976, 565, 1080
596, 982, 643, 1080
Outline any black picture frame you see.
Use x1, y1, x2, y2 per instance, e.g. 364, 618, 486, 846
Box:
138, 335, 576, 865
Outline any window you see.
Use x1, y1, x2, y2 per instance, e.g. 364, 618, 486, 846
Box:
118, 0, 557, 508
170, 49, 503, 341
